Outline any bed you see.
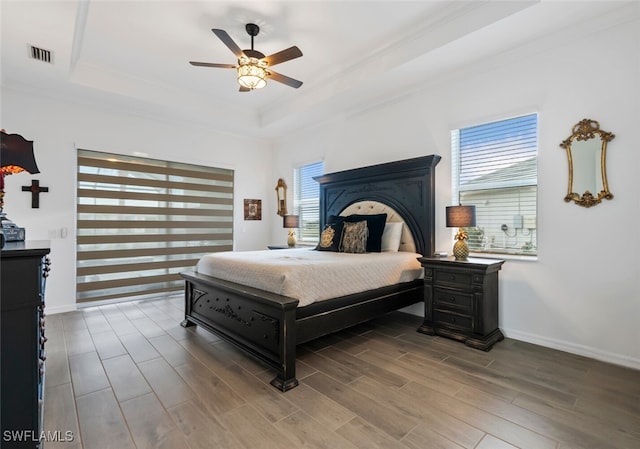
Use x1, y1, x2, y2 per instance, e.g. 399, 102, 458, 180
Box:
180, 155, 441, 391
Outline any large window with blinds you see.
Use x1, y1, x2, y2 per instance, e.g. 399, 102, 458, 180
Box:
451, 113, 538, 256
77, 150, 233, 304
293, 161, 323, 243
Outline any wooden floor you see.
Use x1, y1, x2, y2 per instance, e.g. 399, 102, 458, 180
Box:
43, 295, 640, 449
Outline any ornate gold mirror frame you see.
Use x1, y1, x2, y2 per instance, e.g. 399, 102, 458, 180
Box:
275, 178, 288, 216
559, 119, 614, 207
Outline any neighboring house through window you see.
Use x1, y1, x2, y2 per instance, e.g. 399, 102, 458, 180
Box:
293, 161, 323, 243
451, 113, 538, 256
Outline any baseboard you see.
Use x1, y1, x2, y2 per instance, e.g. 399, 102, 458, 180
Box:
503, 327, 640, 371
46, 293, 184, 315
45, 304, 78, 315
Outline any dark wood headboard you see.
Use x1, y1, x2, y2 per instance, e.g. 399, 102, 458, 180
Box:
314, 155, 441, 257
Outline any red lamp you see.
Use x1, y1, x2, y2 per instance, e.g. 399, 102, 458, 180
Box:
1, 130, 40, 243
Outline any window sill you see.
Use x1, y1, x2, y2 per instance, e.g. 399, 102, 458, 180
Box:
469, 251, 537, 262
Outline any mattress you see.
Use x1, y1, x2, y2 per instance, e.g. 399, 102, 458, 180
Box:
195, 248, 423, 308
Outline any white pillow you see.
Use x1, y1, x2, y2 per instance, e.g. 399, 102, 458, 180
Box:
380, 222, 403, 252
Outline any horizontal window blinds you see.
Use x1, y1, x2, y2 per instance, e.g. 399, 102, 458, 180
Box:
294, 161, 323, 242
77, 149, 233, 304
452, 113, 538, 256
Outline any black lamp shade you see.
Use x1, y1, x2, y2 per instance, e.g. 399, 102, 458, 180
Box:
283, 215, 300, 228
1, 131, 40, 174
446, 205, 476, 228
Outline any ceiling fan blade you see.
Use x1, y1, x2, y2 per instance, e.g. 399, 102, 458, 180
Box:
262, 46, 303, 67
268, 70, 303, 88
212, 29, 245, 58
239, 86, 251, 92
190, 61, 236, 69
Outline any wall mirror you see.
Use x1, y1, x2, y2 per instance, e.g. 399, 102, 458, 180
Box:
275, 178, 288, 216
560, 119, 614, 207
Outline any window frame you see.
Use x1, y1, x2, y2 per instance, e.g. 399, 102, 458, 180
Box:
451, 113, 538, 257
292, 160, 323, 244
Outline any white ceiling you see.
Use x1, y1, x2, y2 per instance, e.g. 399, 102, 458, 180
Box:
0, 1, 630, 140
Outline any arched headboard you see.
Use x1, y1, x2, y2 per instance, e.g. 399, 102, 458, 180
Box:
340, 200, 416, 252
314, 155, 441, 257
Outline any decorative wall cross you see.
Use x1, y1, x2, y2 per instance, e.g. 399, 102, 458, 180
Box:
22, 179, 49, 208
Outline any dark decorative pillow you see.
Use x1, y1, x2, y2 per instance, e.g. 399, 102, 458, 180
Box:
316, 221, 344, 252
329, 213, 387, 252
339, 220, 368, 253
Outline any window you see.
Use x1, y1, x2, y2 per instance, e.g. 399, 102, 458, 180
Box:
293, 161, 323, 243
451, 113, 537, 256
76, 149, 233, 304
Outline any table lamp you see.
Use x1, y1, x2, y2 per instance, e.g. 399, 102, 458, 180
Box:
446, 205, 476, 261
1, 130, 40, 244
283, 215, 299, 247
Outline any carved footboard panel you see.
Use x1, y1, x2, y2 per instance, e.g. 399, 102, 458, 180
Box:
180, 270, 299, 391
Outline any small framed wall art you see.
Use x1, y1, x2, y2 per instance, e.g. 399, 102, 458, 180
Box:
244, 199, 262, 220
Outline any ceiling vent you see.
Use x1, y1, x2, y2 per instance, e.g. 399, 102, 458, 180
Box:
29, 45, 53, 64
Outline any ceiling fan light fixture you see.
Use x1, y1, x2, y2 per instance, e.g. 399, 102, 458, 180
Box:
191, 25, 302, 90
237, 57, 267, 89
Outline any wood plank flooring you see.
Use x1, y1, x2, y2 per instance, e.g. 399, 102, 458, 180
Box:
43, 296, 640, 449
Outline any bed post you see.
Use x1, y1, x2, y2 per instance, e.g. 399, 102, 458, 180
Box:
180, 280, 196, 328
270, 301, 299, 391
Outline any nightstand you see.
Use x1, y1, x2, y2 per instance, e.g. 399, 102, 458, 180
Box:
417, 256, 505, 351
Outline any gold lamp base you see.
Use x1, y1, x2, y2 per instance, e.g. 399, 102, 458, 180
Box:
287, 230, 296, 247
452, 238, 469, 261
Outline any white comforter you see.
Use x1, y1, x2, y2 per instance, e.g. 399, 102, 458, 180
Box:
195, 248, 423, 307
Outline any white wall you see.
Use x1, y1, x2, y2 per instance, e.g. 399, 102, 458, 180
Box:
271, 16, 640, 368
1, 88, 274, 314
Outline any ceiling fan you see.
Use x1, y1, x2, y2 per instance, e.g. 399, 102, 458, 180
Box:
190, 23, 303, 92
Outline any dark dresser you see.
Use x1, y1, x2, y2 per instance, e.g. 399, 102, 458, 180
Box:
418, 256, 504, 351
1, 241, 51, 448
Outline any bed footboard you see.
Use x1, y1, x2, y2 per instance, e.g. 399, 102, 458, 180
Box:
180, 270, 300, 391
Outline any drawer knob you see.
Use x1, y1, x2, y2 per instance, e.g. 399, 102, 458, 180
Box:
451, 317, 456, 323
449, 274, 456, 280
450, 297, 456, 302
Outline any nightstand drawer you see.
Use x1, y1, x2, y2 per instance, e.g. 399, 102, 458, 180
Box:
433, 269, 472, 288
433, 288, 473, 311
434, 309, 473, 331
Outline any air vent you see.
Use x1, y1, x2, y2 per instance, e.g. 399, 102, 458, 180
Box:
29, 45, 53, 63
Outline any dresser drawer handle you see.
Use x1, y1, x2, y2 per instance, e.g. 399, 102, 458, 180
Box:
450, 317, 456, 323
449, 297, 456, 302
449, 274, 456, 280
